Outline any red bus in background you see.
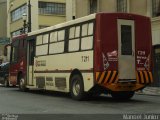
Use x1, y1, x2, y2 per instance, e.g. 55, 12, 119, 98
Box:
9, 34, 27, 86
8, 13, 153, 100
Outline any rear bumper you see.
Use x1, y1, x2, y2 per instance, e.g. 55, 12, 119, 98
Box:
95, 71, 153, 91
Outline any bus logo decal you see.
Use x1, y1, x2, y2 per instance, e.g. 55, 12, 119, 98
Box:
107, 50, 118, 62
35, 60, 46, 67
102, 53, 109, 70
107, 50, 118, 57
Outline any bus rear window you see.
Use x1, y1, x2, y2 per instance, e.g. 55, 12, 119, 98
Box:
121, 25, 132, 55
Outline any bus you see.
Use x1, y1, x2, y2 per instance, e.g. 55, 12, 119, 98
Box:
9, 13, 153, 100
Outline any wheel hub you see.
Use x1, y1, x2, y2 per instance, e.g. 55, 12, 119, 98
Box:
73, 81, 80, 96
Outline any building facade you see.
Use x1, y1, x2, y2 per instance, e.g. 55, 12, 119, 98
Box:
0, 0, 8, 63
7, 0, 66, 38
66, 0, 160, 87
0, 0, 7, 38
70, 0, 152, 18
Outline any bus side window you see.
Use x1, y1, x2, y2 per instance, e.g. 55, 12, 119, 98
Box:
49, 42, 64, 54
36, 34, 49, 56
80, 22, 94, 50
43, 34, 49, 44
82, 24, 88, 36
11, 40, 19, 63
88, 23, 93, 35
69, 27, 75, 39
81, 36, 93, 50
50, 32, 58, 42
58, 30, 65, 41
69, 39, 80, 52
75, 26, 80, 38
69, 26, 80, 52
29, 41, 35, 65
36, 35, 43, 45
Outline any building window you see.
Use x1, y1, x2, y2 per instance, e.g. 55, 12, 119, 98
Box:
11, 4, 27, 22
152, 0, 160, 17
117, 0, 127, 12
90, 0, 97, 14
39, 2, 66, 15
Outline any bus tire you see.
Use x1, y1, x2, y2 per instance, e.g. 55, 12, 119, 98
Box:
19, 75, 27, 92
111, 91, 135, 100
70, 74, 85, 100
4, 77, 9, 87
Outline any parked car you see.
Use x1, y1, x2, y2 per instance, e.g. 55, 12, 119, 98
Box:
0, 62, 9, 87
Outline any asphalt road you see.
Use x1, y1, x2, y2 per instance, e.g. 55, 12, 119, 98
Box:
0, 86, 160, 120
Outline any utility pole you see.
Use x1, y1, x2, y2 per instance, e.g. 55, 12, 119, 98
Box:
28, 0, 31, 32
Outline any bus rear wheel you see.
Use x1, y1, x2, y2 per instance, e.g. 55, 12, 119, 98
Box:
70, 75, 85, 100
111, 91, 135, 100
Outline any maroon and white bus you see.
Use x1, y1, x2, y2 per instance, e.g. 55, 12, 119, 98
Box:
9, 13, 153, 100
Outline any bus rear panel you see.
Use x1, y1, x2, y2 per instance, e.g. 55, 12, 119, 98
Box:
94, 13, 153, 93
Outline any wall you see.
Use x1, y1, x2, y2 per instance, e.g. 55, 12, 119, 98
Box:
99, 0, 116, 12
39, 15, 66, 27
76, 0, 89, 18
152, 18, 160, 46
0, 0, 7, 38
130, 0, 148, 16
7, 0, 66, 37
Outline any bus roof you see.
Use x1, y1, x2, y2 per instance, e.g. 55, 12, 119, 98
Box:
28, 12, 149, 37
28, 13, 96, 36
12, 34, 27, 42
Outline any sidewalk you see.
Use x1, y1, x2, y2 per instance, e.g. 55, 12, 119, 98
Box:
136, 87, 160, 96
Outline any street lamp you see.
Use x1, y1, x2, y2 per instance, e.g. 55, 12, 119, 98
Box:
28, 0, 31, 32
22, 13, 27, 33
22, 0, 31, 34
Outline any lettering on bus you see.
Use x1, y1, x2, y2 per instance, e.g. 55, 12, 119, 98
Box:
35, 60, 46, 67
137, 51, 147, 65
81, 56, 89, 62
137, 50, 150, 71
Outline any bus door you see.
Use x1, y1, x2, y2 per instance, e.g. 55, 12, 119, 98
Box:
27, 39, 35, 85
117, 19, 136, 80
10, 39, 19, 85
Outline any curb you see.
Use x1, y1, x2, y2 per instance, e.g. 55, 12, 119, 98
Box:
136, 87, 160, 96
